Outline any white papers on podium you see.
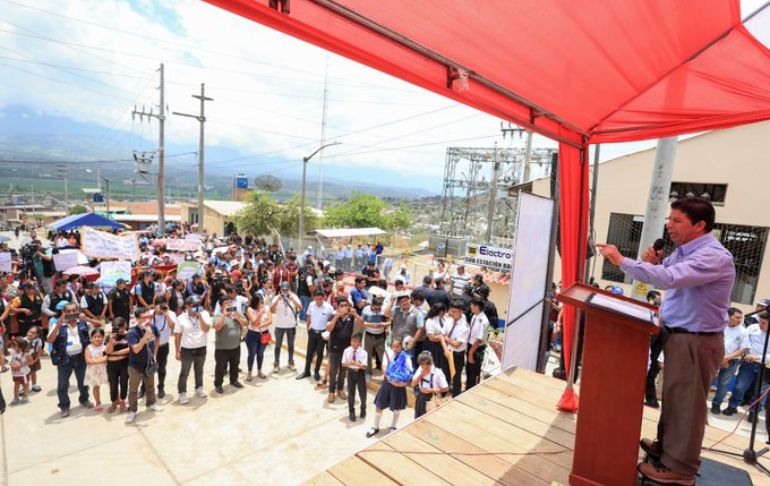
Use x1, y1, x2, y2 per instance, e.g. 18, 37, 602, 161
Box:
588, 293, 655, 324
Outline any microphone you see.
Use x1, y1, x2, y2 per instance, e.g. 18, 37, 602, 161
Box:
653, 239, 665, 253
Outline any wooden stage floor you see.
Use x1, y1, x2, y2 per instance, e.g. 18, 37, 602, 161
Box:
305, 367, 764, 485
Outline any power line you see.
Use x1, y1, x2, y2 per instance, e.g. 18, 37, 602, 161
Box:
325, 134, 502, 159
0, 152, 197, 165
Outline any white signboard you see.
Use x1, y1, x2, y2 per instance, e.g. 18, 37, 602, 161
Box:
165, 238, 201, 252
185, 233, 202, 240
0, 252, 11, 272
464, 243, 513, 272
177, 261, 201, 282
502, 193, 554, 372
99, 261, 132, 290
53, 251, 80, 271
82, 227, 139, 261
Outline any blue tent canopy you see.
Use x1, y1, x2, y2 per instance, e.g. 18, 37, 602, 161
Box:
49, 213, 124, 231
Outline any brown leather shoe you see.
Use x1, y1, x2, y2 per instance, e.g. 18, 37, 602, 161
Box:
327, 392, 335, 403
640, 438, 663, 458
338, 391, 347, 400
637, 462, 694, 485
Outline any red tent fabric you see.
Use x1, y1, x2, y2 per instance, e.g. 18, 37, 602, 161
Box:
205, 0, 770, 409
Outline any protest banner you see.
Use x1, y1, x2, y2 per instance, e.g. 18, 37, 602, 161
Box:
0, 252, 11, 272
177, 261, 201, 281
165, 238, 201, 252
82, 227, 139, 261
185, 233, 202, 240
99, 260, 132, 291
53, 251, 80, 271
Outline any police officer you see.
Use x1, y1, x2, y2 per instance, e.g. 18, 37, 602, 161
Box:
81, 282, 108, 327
10, 282, 44, 336
42, 280, 77, 323
108, 279, 132, 323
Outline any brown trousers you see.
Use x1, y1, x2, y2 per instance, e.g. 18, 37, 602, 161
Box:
128, 366, 156, 413
657, 332, 723, 475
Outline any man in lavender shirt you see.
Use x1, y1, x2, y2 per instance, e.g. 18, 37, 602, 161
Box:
598, 196, 735, 486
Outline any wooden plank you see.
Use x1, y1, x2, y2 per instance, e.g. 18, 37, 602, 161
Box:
406, 420, 549, 485
424, 406, 571, 485
305, 471, 345, 486
383, 431, 501, 486
326, 457, 398, 486
457, 394, 576, 450
356, 449, 451, 485
438, 403, 573, 470
471, 383, 578, 435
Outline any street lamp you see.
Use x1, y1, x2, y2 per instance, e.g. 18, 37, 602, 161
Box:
300, 142, 340, 246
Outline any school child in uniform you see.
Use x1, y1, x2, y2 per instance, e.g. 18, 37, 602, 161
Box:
412, 351, 449, 418
443, 301, 470, 397
366, 337, 412, 438
342, 333, 368, 422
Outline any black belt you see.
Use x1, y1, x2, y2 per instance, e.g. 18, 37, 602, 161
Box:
366, 331, 385, 337
664, 326, 721, 336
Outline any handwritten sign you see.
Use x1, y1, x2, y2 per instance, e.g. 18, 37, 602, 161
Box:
99, 260, 132, 290
53, 251, 80, 271
165, 238, 201, 252
177, 261, 201, 282
82, 227, 139, 261
0, 252, 11, 273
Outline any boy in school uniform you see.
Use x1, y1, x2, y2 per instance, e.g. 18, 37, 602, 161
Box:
342, 333, 368, 422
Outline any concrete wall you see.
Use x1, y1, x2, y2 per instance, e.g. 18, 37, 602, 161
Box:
531, 120, 770, 311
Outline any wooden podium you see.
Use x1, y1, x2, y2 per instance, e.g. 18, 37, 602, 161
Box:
558, 283, 660, 486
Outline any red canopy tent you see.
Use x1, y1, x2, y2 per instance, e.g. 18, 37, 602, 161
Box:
204, 0, 770, 409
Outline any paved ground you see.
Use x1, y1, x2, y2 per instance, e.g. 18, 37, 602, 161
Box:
0, 334, 396, 486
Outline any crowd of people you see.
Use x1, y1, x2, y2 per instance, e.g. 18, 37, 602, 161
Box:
0, 226, 498, 437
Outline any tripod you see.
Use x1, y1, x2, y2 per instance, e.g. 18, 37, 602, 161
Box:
709, 305, 770, 477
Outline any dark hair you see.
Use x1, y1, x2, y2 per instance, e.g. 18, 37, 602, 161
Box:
417, 350, 433, 365
351, 332, 363, 342
90, 328, 105, 338
371, 296, 384, 307
250, 293, 264, 310
728, 307, 743, 317
394, 279, 404, 287
354, 276, 367, 285
336, 295, 350, 306
470, 297, 484, 310
646, 290, 661, 301
219, 297, 232, 307
422, 275, 432, 285
670, 196, 715, 232
314, 290, 326, 298
113, 317, 127, 329
134, 307, 147, 318
759, 312, 769, 321
411, 289, 425, 302
427, 303, 446, 319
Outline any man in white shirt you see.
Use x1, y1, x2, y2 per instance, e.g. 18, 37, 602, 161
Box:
443, 301, 470, 398
361, 296, 390, 375
213, 287, 249, 315
466, 298, 489, 391
297, 291, 334, 381
174, 296, 212, 405
711, 308, 747, 414
723, 312, 768, 416
270, 282, 301, 373
151, 296, 177, 399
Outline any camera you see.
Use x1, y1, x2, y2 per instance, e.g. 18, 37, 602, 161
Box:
227, 306, 237, 312
160, 305, 168, 311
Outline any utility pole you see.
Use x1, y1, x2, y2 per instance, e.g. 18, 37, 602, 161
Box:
522, 130, 534, 182
173, 83, 213, 229
101, 176, 111, 216
301, 142, 341, 247
631, 137, 678, 301
56, 163, 69, 211
317, 57, 330, 211
485, 142, 500, 242
132, 63, 166, 234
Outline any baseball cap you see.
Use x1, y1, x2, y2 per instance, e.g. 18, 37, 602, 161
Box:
116, 278, 127, 285
55, 300, 69, 311
280, 282, 291, 289
231, 270, 242, 278
757, 299, 770, 308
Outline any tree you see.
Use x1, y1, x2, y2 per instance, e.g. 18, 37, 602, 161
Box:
235, 191, 284, 236
387, 203, 412, 232
324, 192, 388, 228
68, 204, 88, 215
236, 191, 320, 237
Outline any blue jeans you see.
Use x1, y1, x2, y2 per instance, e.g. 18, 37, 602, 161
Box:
712, 359, 740, 407
57, 352, 89, 410
728, 361, 762, 410
299, 296, 311, 321
245, 329, 268, 372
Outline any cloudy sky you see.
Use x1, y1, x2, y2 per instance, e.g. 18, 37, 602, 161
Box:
0, 0, 765, 191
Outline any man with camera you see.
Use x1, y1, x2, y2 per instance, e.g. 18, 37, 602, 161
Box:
326, 297, 362, 403
126, 308, 163, 424
271, 282, 300, 373
46, 302, 93, 418
213, 297, 248, 393
150, 297, 176, 399
174, 296, 212, 405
